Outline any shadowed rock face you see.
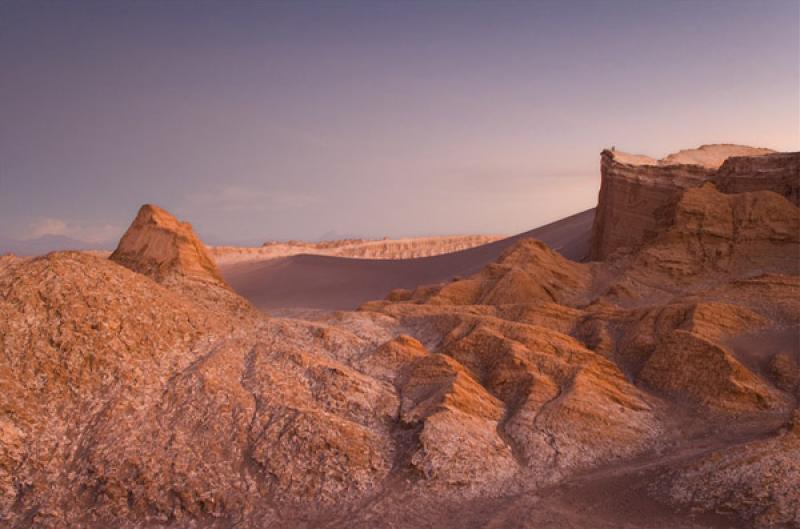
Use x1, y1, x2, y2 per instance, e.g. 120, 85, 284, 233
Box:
110, 204, 226, 286
715, 151, 800, 205
1, 146, 799, 529
590, 145, 799, 260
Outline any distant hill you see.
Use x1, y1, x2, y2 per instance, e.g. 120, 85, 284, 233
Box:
210, 234, 505, 265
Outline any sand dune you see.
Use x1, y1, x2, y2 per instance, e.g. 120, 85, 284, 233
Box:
220, 209, 595, 311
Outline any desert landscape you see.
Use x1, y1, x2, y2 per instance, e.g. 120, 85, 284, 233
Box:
2, 2, 798, 528
1, 144, 798, 528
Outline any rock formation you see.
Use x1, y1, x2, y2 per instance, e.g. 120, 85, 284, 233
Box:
110, 204, 226, 285
0, 251, 396, 526
1, 144, 798, 529
604, 182, 800, 303
590, 144, 798, 260
715, 151, 800, 205
390, 239, 595, 306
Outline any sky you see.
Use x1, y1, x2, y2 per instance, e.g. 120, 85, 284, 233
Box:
1, 0, 798, 248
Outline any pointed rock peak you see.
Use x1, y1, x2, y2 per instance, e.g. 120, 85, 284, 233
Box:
110, 204, 226, 286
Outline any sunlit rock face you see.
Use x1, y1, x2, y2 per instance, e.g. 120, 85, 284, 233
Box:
589, 144, 798, 261
110, 204, 226, 286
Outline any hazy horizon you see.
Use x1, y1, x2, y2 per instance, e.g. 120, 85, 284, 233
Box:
1, 0, 798, 250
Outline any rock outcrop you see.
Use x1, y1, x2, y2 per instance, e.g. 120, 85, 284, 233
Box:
605, 182, 800, 301
110, 204, 226, 285
392, 239, 595, 306
0, 251, 398, 526
590, 145, 798, 260
638, 329, 786, 411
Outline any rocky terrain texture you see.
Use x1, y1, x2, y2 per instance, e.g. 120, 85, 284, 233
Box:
1, 146, 798, 529
590, 144, 798, 260
211, 234, 503, 265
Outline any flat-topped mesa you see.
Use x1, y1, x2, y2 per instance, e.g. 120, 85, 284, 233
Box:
590, 144, 799, 260
110, 204, 226, 286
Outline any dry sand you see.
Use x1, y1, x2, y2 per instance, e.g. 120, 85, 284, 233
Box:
220, 208, 595, 311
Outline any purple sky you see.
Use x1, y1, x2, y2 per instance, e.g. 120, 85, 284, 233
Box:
1, 0, 798, 249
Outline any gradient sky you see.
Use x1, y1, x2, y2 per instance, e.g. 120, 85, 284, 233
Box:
1, 0, 798, 247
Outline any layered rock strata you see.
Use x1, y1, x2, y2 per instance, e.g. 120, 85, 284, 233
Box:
590, 144, 798, 260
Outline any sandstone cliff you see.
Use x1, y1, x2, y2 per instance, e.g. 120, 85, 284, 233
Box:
590, 144, 798, 260
715, 151, 800, 205
606, 182, 800, 302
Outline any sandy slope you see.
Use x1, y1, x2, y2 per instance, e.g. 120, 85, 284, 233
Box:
220, 209, 595, 311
